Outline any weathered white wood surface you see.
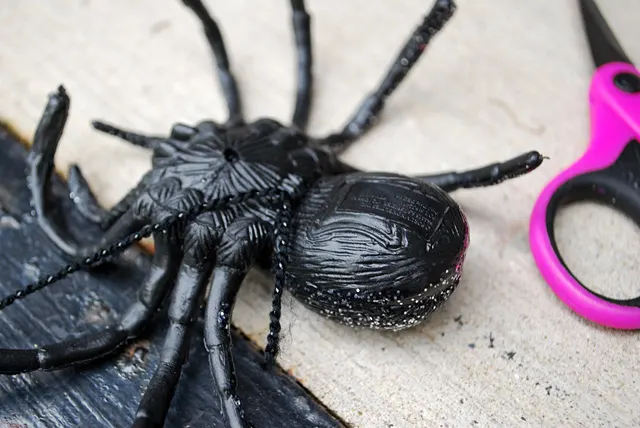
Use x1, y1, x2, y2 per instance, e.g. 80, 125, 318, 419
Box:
1, 1, 638, 426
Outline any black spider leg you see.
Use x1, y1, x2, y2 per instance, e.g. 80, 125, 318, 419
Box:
290, 0, 313, 131
417, 150, 545, 192
1, 191, 286, 428
29, 87, 188, 230
26, 86, 146, 258
91, 120, 183, 159
3, 165, 284, 311
318, 0, 456, 155
99, 183, 148, 229
0, 234, 179, 375
27, 85, 77, 255
0, 214, 163, 311
67, 165, 148, 230
262, 193, 295, 368
67, 164, 108, 224
88, 119, 204, 229
181, 0, 244, 127
78, 117, 204, 229
132, 224, 217, 427
204, 218, 271, 428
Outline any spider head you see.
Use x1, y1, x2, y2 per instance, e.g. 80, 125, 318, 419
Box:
168, 120, 229, 142
169, 123, 199, 141
248, 118, 284, 135
248, 118, 309, 152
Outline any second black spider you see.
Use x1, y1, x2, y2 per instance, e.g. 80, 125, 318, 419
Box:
0, 1, 544, 427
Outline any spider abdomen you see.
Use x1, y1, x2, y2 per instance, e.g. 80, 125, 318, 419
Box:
287, 172, 470, 330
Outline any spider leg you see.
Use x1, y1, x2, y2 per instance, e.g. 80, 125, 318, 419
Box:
67, 164, 108, 224
94, 178, 193, 260
290, 0, 313, 131
319, 0, 456, 155
27, 87, 149, 258
60, 207, 146, 261
27, 85, 79, 255
205, 266, 250, 428
131, 237, 216, 427
0, 235, 180, 374
132, 207, 255, 427
99, 181, 148, 230
91, 120, 182, 159
67, 164, 146, 229
204, 219, 271, 428
417, 150, 545, 192
181, 0, 244, 127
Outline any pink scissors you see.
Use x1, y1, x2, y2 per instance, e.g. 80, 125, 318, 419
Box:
529, 0, 640, 329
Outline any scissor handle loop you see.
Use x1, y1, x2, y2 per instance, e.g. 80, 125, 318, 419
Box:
530, 152, 640, 329
529, 62, 640, 329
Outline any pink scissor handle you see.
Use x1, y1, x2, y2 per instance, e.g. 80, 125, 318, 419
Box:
530, 62, 640, 329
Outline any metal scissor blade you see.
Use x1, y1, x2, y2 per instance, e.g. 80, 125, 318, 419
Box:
579, 0, 633, 68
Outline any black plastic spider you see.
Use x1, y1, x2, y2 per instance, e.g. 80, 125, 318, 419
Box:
0, 0, 545, 427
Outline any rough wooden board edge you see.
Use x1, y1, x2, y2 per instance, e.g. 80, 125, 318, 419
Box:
0, 122, 348, 428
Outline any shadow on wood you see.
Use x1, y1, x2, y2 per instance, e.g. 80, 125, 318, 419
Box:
0, 123, 346, 428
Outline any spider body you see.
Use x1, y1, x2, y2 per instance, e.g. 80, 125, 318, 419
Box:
0, 1, 546, 427
103, 117, 346, 238
287, 172, 469, 330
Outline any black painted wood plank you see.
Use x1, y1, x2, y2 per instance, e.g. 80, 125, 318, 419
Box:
0, 123, 345, 428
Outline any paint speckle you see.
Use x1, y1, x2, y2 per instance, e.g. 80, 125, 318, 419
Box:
468, 343, 476, 349
150, 20, 171, 34
83, 298, 112, 325
488, 332, 495, 348
291, 396, 329, 424
505, 351, 516, 360
22, 261, 40, 281
0, 214, 19, 229
454, 315, 464, 327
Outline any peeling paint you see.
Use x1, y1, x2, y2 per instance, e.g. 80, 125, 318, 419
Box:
116, 339, 151, 378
